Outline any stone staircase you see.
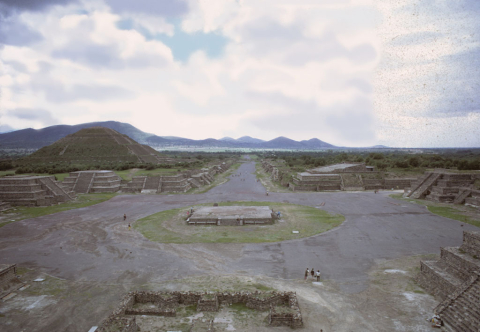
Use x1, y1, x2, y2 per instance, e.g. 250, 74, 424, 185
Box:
72, 172, 95, 194
465, 190, 480, 208
416, 231, 480, 331
141, 176, 161, 193
435, 273, 480, 331
38, 177, 75, 202
0, 201, 12, 211
454, 188, 472, 205
406, 172, 442, 199
188, 178, 202, 188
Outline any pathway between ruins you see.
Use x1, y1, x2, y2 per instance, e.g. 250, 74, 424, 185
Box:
0, 158, 478, 297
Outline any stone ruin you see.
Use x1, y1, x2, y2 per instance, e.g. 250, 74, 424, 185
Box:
267, 161, 417, 192
0, 264, 18, 295
416, 231, 480, 331
121, 162, 232, 194
97, 290, 303, 332
0, 175, 75, 206
62, 170, 121, 194
404, 170, 480, 207
187, 206, 276, 226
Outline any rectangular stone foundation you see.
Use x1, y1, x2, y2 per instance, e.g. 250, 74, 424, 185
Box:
188, 206, 274, 226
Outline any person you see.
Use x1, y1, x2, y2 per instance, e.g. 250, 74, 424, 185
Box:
266, 191, 269, 196
277, 211, 281, 218
316, 270, 321, 282
305, 268, 309, 280
123, 214, 126, 221
128, 223, 131, 230
311, 268, 315, 278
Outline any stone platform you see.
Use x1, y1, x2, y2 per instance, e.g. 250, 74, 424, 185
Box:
416, 231, 480, 331
188, 206, 274, 226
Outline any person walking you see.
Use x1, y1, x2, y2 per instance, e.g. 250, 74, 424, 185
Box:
305, 268, 309, 280
123, 214, 126, 221
311, 268, 315, 279
128, 223, 131, 231
316, 270, 321, 282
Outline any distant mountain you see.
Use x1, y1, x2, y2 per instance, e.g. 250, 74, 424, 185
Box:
0, 121, 153, 149
219, 137, 236, 142
300, 138, 335, 149
0, 121, 338, 150
236, 136, 265, 144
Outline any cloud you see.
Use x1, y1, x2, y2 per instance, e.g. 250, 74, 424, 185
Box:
104, 0, 188, 17
375, 0, 480, 130
6, 107, 58, 126
0, 12, 42, 46
49, 11, 174, 69
0, 0, 78, 14
246, 91, 375, 145
0, 124, 15, 133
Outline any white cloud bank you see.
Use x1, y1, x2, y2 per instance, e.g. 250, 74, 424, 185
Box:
0, 0, 478, 147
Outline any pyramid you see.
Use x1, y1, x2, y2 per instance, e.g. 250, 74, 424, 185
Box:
22, 127, 164, 164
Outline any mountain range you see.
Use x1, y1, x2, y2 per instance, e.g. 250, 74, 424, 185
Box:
0, 121, 338, 150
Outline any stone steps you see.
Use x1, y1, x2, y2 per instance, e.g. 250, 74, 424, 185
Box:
408, 172, 442, 199
454, 189, 472, 205
73, 173, 94, 194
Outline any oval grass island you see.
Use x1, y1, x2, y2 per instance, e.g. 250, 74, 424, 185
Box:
134, 201, 345, 244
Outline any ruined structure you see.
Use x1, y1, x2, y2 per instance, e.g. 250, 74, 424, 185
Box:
62, 171, 121, 194
187, 206, 275, 226
122, 162, 232, 194
279, 162, 416, 192
97, 290, 303, 331
0, 176, 75, 206
404, 171, 479, 206
416, 231, 480, 331
0, 264, 17, 293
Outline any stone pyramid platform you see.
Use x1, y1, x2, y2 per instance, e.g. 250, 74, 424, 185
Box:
62, 171, 121, 194
416, 231, 480, 331
0, 176, 75, 206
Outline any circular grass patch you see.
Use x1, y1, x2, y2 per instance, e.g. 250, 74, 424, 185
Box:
134, 201, 344, 244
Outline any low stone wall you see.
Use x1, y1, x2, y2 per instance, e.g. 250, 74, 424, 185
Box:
0, 264, 17, 291
99, 290, 303, 330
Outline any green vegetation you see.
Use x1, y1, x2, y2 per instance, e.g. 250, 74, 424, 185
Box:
0, 193, 117, 228
390, 193, 480, 228
134, 201, 344, 244
256, 149, 480, 191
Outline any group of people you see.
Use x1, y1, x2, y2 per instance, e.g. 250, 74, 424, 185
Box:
305, 268, 321, 281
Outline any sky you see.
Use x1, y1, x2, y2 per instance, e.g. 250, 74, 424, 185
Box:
0, 0, 479, 148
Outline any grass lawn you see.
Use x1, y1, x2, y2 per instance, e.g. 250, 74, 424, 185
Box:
134, 201, 344, 244
0, 193, 117, 228
390, 193, 480, 228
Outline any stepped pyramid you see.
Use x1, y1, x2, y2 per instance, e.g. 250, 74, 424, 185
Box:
416, 231, 480, 331
0, 175, 75, 206
404, 171, 478, 206
22, 127, 166, 164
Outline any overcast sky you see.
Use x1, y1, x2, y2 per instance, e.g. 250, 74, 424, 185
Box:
0, 0, 479, 147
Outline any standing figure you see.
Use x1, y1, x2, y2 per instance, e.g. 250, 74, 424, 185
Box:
124, 214, 126, 221
311, 268, 315, 278
128, 223, 131, 230
316, 270, 321, 282
305, 268, 309, 280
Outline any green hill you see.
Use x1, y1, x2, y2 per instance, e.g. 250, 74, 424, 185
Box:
20, 127, 163, 164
